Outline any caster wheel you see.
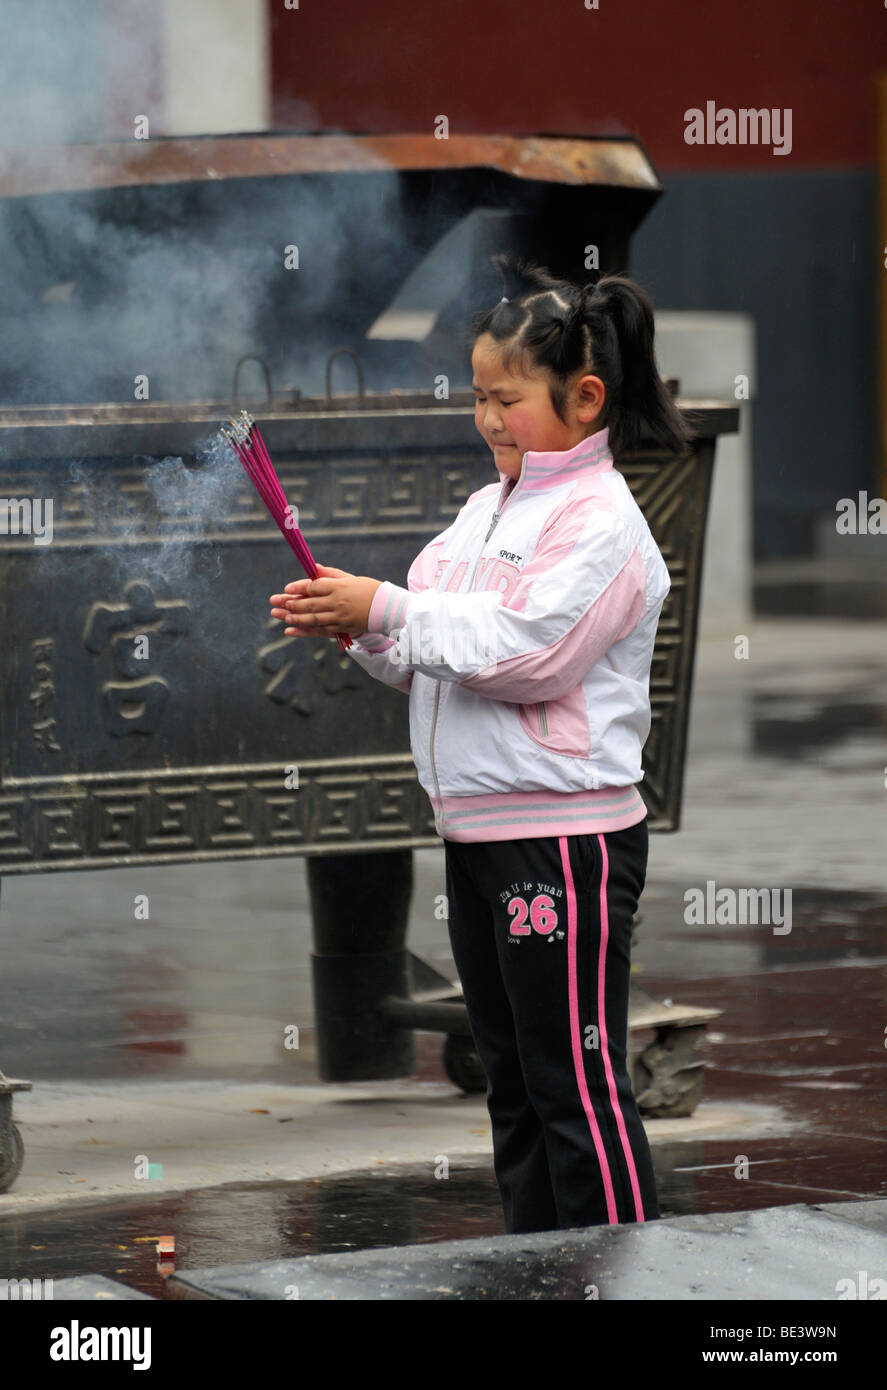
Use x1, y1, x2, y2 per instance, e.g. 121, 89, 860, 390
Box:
443, 1034, 486, 1093
0, 1124, 24, 1193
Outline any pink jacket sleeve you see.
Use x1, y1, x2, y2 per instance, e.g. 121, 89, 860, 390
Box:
364, 510, 654, 703
346, 538, 446, 693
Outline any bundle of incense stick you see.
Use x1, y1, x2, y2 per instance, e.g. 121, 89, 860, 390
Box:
220, 410, 351, 651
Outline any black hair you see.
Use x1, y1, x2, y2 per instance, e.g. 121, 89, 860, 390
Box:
469, 253, 695, 461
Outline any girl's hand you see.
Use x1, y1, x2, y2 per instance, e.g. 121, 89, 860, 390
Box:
269, 565, 382, 638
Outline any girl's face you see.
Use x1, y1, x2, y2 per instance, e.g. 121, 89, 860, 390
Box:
471, 333, 604, 480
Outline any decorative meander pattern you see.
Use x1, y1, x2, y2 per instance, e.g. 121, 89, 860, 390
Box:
0, 429, 717, 869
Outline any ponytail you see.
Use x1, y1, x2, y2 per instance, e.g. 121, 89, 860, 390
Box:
589, 275, 694, 459
471, 254, 696, 462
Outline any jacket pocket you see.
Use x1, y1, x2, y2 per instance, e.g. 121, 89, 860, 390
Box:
518, 685, 590, 758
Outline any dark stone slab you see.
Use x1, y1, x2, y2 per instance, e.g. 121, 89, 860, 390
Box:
165, 1198, 887, 1301
50, 1275, 156, 1301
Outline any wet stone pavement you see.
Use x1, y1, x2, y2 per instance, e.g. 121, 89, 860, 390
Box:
0, 594, 886, 1297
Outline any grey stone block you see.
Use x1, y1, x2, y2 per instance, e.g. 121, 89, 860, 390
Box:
165, 1198, 887, 1301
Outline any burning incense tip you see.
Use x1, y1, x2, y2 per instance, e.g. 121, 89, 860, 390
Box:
220, 412, 351, 651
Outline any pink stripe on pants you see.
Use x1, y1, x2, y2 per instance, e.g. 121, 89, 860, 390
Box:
559, 833, 647, 1224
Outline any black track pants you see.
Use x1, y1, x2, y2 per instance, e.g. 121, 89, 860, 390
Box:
444, 820, 660, 1233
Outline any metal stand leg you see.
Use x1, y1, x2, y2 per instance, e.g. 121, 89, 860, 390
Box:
308, 849, 416, 1081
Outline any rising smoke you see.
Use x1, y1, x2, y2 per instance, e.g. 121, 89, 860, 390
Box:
0, 0, 491, 656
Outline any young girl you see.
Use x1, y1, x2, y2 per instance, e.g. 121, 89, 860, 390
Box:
270, 256, 693, 1234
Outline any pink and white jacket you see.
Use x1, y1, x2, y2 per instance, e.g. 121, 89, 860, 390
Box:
347, 425, 670, 843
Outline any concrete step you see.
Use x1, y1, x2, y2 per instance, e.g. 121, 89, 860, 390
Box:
153, 1197, 887, 1301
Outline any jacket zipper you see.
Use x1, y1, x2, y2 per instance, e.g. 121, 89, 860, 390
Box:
429, 469, 522, 833
538, 702, 548, 737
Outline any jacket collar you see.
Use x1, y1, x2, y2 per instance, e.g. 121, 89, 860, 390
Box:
497, 426, 614, 499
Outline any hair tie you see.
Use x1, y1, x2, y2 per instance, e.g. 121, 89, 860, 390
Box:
562, 288, 586, 334
583, 280, 602, 304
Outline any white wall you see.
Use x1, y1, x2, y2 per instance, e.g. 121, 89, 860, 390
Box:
654, 313, 755, 640
0, 0, 271, 146
161, 0, 271, 136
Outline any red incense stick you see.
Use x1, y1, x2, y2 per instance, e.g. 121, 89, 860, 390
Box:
221, 410, 351, 651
